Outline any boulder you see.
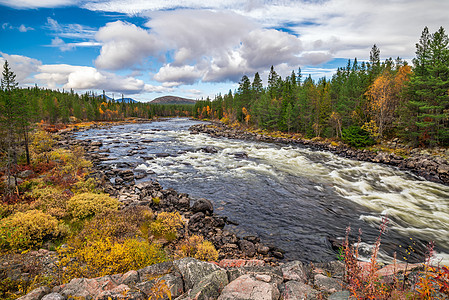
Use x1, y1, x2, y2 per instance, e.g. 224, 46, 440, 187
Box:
281, 261, 307, 283
314, 274, 343, 294
218, 274, 280, 300
18, 286, 51, 300
238, 239, 256, 257
173, 258, 222, 290
189, 269, 229, 300
281, 280, 319, 300
191, 198, 213, 215
41, 293, 65, 300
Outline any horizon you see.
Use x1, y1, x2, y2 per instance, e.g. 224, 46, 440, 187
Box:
1, 0, 448, 102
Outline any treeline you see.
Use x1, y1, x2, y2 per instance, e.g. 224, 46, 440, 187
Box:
194, 26, 449, 147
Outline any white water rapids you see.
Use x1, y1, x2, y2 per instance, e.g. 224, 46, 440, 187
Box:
77, 118, 449, 264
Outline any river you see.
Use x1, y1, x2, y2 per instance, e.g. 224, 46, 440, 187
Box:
75, 118, 449, 264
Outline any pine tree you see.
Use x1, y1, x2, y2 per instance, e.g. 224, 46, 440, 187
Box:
1, 61, 21, 195
406, 26, 449, 145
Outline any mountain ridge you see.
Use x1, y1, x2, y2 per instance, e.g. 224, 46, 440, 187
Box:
150, 95, 196, 105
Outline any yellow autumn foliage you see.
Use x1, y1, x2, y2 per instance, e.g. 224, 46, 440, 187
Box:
67, 192, 119, 220
150, 211, 184, 241
0, 210, 60, 249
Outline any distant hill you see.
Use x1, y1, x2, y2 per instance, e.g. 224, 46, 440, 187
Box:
150, 96, 196, 105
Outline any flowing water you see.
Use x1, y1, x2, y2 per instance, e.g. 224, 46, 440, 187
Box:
75, 118, 449, 264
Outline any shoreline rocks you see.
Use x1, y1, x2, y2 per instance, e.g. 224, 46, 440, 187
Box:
190, 123, 449, 186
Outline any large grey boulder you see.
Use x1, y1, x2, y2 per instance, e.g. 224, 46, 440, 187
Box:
281, 281, 319, 300
281, 261, 307, 283
173, 258, 222, 290
218, 274, 280, 300
189, 269, 229, 300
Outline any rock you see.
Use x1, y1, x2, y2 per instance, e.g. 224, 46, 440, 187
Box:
272, 251, 284, 259
18, 170, 34, 178
218, 259, 265, 269
281, 261, 307, 283
138, 261, 173, 279
18, 286, 51, 300
189, 269, 229, 300
160, 273, 184, 298
218, 274, 280, 300
96, 284, 133, 300
238, 239, 256, 257
57, 276, 120, 299
155, 153, 170, 157
329, 290, 351, 300
314, 274, 343, 293
281, 281, 319, 300
257, 245, 270, 255
41, 293, 65, 300
438, 164, 449, 175
173, 258, 222, 290
202, 146, 218, 154
191, 198, 213, 215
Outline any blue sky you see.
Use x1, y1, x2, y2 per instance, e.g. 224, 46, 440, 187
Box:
1, 0, 448, 102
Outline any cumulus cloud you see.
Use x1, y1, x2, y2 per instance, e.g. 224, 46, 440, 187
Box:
153, 64, 203, 86
240, 28, 302, 69
0, 52, 42, 83
95, 21, 161, 70
145, 9, 256, 65
35, 64, 168, 94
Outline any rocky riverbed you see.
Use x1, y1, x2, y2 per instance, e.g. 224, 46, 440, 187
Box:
190, 123, 449, 186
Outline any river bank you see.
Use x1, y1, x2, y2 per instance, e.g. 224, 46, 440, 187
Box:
190, 122, 449, 186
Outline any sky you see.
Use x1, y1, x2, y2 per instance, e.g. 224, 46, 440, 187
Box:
0, 0, 448, 102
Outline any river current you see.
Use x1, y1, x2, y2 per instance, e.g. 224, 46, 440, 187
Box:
75, 118, 449, 264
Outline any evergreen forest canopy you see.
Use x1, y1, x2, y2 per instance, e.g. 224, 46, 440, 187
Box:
1, 25, 448, 155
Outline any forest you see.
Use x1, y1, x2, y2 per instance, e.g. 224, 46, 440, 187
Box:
193, 26, 449, 148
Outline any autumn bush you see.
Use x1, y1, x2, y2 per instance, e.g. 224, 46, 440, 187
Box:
176, 235, 219, 261
57, 237, 167, 283
67, 192, 119, 220
27, 185, 71, 219
49, 146, 91, 181
74, 207, 153, 244
70, 177, 101, 194
150, 211, 184, 241
0, 210, 60, 250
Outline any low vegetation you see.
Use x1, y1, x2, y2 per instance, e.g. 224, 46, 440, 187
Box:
0, 129, 218, 299
343, 217, 449, 299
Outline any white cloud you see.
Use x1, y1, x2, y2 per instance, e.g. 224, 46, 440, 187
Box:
35, 64, 162, 94
0, 0, 75, 9
0, 52, 42, 83
46, 17, 96, 39
95, 21, 161, 70
240, 28, 302, 69
18, 24, 34, 32
49, 37, 101, 51
153, 64, 203, 86
145, 9, 256, 65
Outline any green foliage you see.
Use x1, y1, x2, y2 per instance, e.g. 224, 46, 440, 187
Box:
0, 210, 60, 250
67, 192, 119, 220
342, 126, 376, 148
